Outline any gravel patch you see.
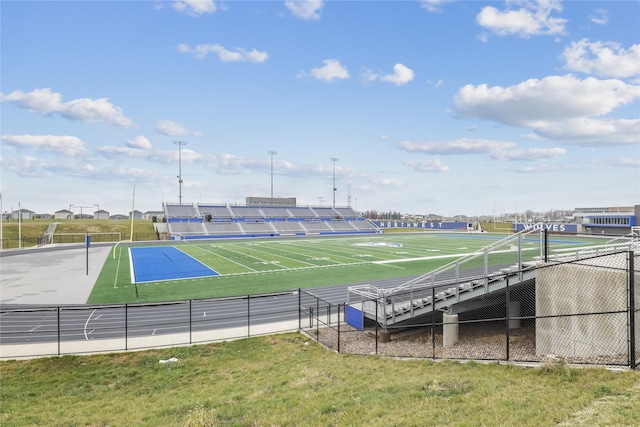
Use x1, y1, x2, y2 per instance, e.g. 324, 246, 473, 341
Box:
305, 321, 630, 367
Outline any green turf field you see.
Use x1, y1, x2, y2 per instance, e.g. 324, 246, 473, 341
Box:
87, 232, 611, 304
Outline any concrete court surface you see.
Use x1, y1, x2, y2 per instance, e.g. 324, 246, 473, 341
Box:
0, 245, 112, 305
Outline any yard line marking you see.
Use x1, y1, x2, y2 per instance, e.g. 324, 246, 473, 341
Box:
84, 309, 97, 340
243, 245, 319, 267
220, 246, 288, 270
114, 246, 123, 288
198, 246, 258, 272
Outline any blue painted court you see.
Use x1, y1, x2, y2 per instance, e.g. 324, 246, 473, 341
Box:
130, 246, 219, 283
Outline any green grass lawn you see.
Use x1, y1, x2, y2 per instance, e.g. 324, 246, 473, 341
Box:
1, 333, 638, 426
87, 232, 605, 304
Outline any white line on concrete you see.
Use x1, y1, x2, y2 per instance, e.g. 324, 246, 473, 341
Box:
29, 325, 42, 332
84, 309, 97, 340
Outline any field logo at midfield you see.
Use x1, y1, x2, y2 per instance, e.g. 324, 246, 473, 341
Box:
353, 242, 403, 248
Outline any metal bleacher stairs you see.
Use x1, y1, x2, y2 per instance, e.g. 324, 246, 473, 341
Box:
346, 225, 639, 330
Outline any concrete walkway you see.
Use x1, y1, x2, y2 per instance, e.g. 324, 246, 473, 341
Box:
0, 245, 112, 305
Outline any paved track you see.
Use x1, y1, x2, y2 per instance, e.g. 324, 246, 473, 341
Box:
0, 244, 491, 351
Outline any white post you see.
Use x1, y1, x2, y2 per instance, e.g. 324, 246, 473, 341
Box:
443, 313, 459, 347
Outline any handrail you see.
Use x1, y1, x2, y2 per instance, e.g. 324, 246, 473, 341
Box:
383, 224, 544, 296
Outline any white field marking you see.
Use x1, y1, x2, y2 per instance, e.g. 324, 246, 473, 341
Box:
259, 239, 369, 263
217, 245, 287, 270
29, 325, 42, 332
95, 314, 102, 320
84, 309, 97, 340
239, 244, 319, 267
113, 246, 123, 288
373, 247, 538, 264
197, 246, 258, 272
171, 246, 218, 273
128, 247, 136, 285
374, 252, 477, 264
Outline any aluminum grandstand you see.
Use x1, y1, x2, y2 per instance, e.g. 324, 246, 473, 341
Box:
163, 203, 380, 240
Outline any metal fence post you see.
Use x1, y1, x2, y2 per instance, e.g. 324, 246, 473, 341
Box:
505, 274, 510, 362
189, 299, 193, 344
544, 229, 549, 263
337, 303, 341, 354
57, 307, 61, 356
315, 297, 319, 338
629, 251, 636, 369
298, 288, 301, 331
375, 298, 379, 355
431, 286, 436, 359
247, 295, 251, 338
125, 304, 128, 351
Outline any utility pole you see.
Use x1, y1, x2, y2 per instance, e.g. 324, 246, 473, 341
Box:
173, 141, 187, 205
330, 157, 339, 208
268, 151, 277, 200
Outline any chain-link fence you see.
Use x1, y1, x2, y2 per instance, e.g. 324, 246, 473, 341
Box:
0, 292, 299, 359
301, 250, 639, 369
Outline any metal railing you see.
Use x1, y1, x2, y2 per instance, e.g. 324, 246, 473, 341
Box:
305, 251, 639, 370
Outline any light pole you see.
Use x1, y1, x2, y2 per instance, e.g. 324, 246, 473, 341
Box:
268, 151, 277, 200
173, 140, 187, 205
330, 157, 339, 208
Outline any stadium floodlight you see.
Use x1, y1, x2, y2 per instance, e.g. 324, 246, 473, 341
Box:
173, 140, 187, 205
330, 157, 339, 208
268, 151, 277, 200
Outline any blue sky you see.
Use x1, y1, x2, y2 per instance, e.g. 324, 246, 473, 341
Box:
1, 0, 638, 217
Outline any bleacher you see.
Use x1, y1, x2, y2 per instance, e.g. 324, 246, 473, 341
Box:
164, 202, 379, 240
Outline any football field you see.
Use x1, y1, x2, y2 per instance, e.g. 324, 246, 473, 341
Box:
87, 231, 594, 304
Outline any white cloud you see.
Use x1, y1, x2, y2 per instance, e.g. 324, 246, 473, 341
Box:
1, 134, 90, 157
303, 59, 350, 82
589, 8, 608, 26
532, 117, 640, 146
476, 0, 567, 38
0, 88, 134, 128
362, 64, 415, 85
97, 146, 150, 160
562, 40, 640, 79
397, 138, 517, 155
4, 155, 95, 178
490, 147, 566, 161
420, 0, 453, 13
507, 164, 565, 173
285, 0, 324, 20
172, 0, 216, 16
380, 64, 415, 86
404, 159, 450, 173
126, 135, 152, 150
178, 43, 269, 63
590, 157, 640, 168
155, 119, 196, 136
454, 74, 640, 146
